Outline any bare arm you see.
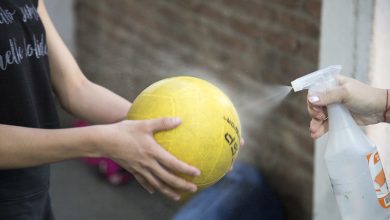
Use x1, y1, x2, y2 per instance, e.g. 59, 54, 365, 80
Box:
0, 0, 201, 200
0, 118, 199, 200
38, 0, 130, 124
0, 1, 130, 170
0, 124, 98, 169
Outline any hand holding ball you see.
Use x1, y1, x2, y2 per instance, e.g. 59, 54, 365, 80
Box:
127, 76, 241, 188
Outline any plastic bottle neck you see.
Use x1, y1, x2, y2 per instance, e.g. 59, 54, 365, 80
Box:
327, 104, 357, 131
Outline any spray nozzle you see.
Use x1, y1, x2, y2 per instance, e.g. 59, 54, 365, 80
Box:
291, 65, 342, 92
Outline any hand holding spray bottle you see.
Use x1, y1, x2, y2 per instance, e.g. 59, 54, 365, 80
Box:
291, 65, 390, 220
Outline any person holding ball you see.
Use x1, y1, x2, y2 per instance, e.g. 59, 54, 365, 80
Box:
0, 0, 202, 218
307, 74, 390, 138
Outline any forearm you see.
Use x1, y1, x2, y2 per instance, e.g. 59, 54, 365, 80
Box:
61, 80, 131, 124
38, 1, 130, 124
0, 124, 101, 169
367, 88, 389, 123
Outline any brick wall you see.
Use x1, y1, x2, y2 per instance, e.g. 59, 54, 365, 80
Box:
75, 0, 321, 219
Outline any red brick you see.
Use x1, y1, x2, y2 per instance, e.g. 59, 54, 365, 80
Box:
157, 6, 240, 54
299, 41, 319, 61
229, 18, 262, 38
75, 1, 322, 220
170, 0, 227, 24
303, 0, 322, 20
209, 28, 247, 51
277, 12, 320, 39
218, 0, 319, 40
279, 55, 318, 80
267, 0, 303, 10
220, 0, 272, 19
261, 30, 301, 53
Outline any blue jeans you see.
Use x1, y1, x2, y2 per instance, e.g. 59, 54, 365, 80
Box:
173, 163, 283, 220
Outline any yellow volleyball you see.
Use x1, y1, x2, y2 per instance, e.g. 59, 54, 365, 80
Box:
127, 76, 241, 188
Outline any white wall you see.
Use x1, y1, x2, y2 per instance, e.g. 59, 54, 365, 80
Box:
367, 0, 390, 191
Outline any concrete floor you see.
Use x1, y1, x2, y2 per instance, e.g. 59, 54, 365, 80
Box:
50, 160, 181, 220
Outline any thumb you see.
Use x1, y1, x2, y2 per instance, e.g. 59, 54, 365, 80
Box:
308, 87, 347, 106
147, 117, 182, 133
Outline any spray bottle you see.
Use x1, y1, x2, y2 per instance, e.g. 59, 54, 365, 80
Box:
291, 65, 390, 220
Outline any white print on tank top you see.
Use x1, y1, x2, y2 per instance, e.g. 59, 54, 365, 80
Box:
0, 3, 47, 71
0, 34, 48, 71
19, 4, 39, 22
0, 3, 39, 25
0, 7, 15, 24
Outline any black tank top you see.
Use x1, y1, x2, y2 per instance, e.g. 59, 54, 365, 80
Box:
0, 0, 60, 204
